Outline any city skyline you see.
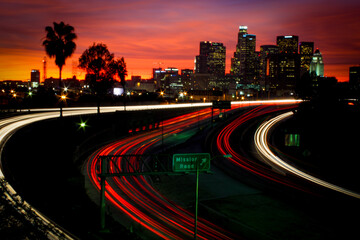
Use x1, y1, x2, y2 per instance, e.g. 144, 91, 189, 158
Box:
1, 0, 359, 82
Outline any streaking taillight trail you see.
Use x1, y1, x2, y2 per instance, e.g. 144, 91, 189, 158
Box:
85, 100, 301, 239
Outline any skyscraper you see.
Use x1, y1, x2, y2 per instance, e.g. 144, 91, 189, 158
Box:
349, 66, 360, 90
299, 42, 314, 72
309, 49, 324, 77
195, 41, 226, 78
30, 69, 40, 88
276, 35, 300, 90
231, 26, 257, 81
277, 35, 299, 53
259, 45, 279, 81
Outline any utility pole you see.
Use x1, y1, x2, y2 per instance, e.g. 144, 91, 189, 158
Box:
42, 57, 47, 83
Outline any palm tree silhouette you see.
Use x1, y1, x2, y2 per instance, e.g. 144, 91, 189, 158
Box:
42, 21, 77, 88
111, 57, 128, 110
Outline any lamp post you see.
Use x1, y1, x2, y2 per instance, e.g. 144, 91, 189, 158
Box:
27, 91, 33, 112
60, 94, 66, 117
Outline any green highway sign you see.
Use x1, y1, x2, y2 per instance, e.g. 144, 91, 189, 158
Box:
212, 100, 231, 109
172, 153, 211, 172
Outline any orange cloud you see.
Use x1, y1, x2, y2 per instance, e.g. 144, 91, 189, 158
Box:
0, 0, 359, 82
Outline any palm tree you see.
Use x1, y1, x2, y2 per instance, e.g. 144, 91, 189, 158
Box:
42, 21, 77, 88
113, 57, 128, 110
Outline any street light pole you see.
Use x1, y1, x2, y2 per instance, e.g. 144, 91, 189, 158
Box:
60, 94, 66, 117
194, 159, 200, 239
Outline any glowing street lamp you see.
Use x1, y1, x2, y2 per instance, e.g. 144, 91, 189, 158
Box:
78, 119, 88, 131
59, 94, 67, 117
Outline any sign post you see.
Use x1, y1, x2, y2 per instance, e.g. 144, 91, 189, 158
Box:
172, 153, 211, 239
195, 160, 199, 240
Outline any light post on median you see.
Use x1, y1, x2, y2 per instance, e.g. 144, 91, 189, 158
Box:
59, 94, 66, 117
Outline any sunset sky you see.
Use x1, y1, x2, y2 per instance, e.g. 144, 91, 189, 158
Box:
0, 0, 359, 82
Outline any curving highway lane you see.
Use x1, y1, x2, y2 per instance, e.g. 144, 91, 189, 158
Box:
0, 100, 300, 239
84, 100, 301, 239
254, 111, 360, 199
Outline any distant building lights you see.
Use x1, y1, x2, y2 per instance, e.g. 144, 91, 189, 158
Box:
113, 87, 123, 96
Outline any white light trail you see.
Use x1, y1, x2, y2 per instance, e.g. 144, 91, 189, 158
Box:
0, 99, 301, 239
254, 111, 360, 199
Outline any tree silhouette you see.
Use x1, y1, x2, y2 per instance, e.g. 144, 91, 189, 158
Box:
79, 43, 128, 113
42, 21, 77, 88
110, 57, 128, 108
78, 43, 115, 95
112, 57, 127, 88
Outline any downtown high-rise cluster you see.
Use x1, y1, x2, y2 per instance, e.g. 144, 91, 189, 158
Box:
193, 26, 324, 97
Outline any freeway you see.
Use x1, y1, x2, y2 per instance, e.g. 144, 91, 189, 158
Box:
86, 107, 234, 239
0, 100, 300, 239
214, 105, 314, 193
0, 104, 208, 240
84, 100, 301, 239
254, 111, 360, 199
213, 104, 360, 199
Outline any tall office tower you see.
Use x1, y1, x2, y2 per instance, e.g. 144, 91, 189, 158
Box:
181, 69, 194, 90
231, 26, 257, 81
276, 35, 300, 90
349, 66, 360, 90
259, 45, 279, 83
277, 35, 299, 53
299, 42, 314, 72
195, 41, 226, 78
309, 49, 324, 77
30, 69, 40, 88
195, 41, 212, 74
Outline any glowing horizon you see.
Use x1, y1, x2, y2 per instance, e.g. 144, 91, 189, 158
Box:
1, 0, 359, 82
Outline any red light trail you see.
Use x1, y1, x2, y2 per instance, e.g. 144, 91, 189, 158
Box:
215, 105, 310, 192
85, 100, 300, 239
86, 108, 235, 239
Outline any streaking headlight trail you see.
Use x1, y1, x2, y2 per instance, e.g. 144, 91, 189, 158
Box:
254, 111, 360, 199
0, 99, 300, 239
